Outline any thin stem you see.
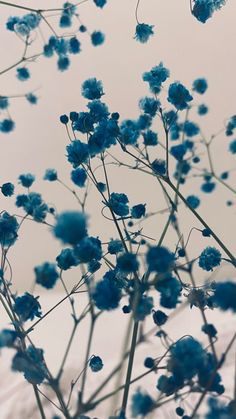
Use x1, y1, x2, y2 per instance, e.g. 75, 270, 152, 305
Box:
33, 385, 47, 419
120, 321, 139, 415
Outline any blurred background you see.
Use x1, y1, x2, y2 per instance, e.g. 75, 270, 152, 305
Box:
0, 0, 236, 417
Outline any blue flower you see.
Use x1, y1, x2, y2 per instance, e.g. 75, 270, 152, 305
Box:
206, 397, 235, 419
155, 275, 182, 308
136, 114, 152, 130
14, 22, 30, 36
117, 252, 139, 273
0, 212, 19, 247
201, 323, 217, 337
44, 169, 57, 181
93, 275, 122, 310
6, 16, 20, 31
82, 78, 104, 100
201, 181, 216, 193
35, 262, 59, 289
199, 246, 221, 271
16, 67, 30, 81
171, 144, 187, 160
120, 119, 139, 145
168, 82, 193, 110
192, 0, 214, 23
14, 292, 42, 322
89, 355, 103, 372
143, 130, 158, 146
131, 204, 146, 219
26, 93, 38, 104
198, 104, 208, 115
74, 236, 102, 263
93, 0, 107, 8
109, 192, 129, 216
87, 100, 109, 123
192, 78, 208, 94
135, 23, 154, 43
91, 31, 105, 46
69, 36, 81, 54
143, 62, 170, 94
17, 192, 48, 222
139, 97, 160, 117
66, 140, 89, 167
133, 295, 153, 321
60, 114, 69, 124
22, 13, 41, 30
183, 121, 199, 137
152, 310, 168, 326
131, 389, 155, 417
0, 97, 9, 109
146, 246, 175, 273
53, 211, 87, 245
60, 14, 72, 28
0, 119, 15, 133
108, 239, 123, 254
57, 55, 70, 71
186, 195, 200, 209
212, 281, 236, 312
1, 182, 14, 197
18, 173, 35, 188
229, 139, 236, 154
12, 346, 47, 385
72, 112, 94, 133
152, 159, 166, 176
71, 167, 87, 187
0, 329, 17, 348
56, 248, 78, 270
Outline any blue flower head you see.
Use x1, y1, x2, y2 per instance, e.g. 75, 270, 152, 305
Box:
117, 252, 139, 273
71, 167, 87, 187
0, 212, 19, 247
12, 346, 47, 385
87, 100, 109, 123
131, 204, 146, 219
0, 119, 15, 133
44, 169, 57, 181
0, 97, 9, 109
229, 139, 236, 154
66, 140, 89, 168
186, 195, 200, 209
131, 389, 155, 417
143, 130, 158, 146
139, 97, 160, 117
35, 262, 59, 289
0, 329, 17, 348
57, 56, 70, 71
212, 281, 236, 312
92, 275, 122, 310
192, 78, 208, 94
183, 121, 199, 137
82, 78, 104, 100
91, 31, 105, 46
26, 93, 38, 104
192, 0, 214, 23
89, 355, 103, 372
109, 192, 129, 217
146, 246, 175, 273
56, 248, 78, 270
108, 239, 123, 254
143, 62, 170, 94
135, 23, 154, 43
199, 246, 221, 271
69, 36, 81, 54
1, 182, 14, 197
74, 236, 102, 263
198, 104, 208, 115
152, 310, 168, 326
14, 292, 42, 322
53, 211, 87, 245
120, 119, 139, 145
152, 159, 166, 176
18, 173, 35, 188
168, 82, 193, 110
93, 0, 107, 8
16, 67, 30, 81
155, 275, 182, 308
16, 192, 48, 222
